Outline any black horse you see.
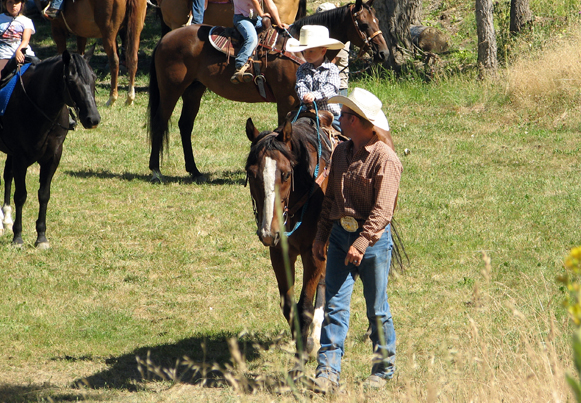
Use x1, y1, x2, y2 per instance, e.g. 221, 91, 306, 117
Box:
0, 50, 101, 248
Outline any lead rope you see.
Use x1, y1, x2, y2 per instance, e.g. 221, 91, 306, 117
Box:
285, 103, 323, 237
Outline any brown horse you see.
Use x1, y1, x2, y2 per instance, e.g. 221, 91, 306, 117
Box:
147, 0, 388, 182
244, 113, 333, 364
156, 0, 306, 31
35, 0, 147, 106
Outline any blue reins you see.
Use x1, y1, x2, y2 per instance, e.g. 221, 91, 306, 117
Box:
285, 103, 323, 237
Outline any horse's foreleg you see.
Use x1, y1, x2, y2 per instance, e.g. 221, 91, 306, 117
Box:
270, 246, 297, 333
10, 159, 28, 247
102, 36, 119, 107
298, 245, 327, 359
124, 3, 146, 105
35, 150, 62, 250
179, 83, 207, 182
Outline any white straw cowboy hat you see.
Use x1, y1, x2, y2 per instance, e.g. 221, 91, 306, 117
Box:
316, 2, 337, 13
328, 87, 390, 131
286, 25, 345, 52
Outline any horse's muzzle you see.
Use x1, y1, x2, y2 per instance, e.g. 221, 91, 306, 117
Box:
257, 230, 280, 247
81, 113, 101, 129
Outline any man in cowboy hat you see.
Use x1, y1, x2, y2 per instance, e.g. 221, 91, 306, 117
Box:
311, 87, 403, 393
286, 25, 344, 124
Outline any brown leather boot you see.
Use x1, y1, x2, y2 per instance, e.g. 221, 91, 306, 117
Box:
230, 62, 253, 84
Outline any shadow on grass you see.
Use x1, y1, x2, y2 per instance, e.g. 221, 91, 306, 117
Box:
63, 169, 246, 185
72, 331, 267, 391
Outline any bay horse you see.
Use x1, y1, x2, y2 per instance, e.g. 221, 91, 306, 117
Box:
156, 0, 306, 31
34, 0, 147, 106
0, 51, 101, 248
244, 113, 333, 365
148, 0, 388, 182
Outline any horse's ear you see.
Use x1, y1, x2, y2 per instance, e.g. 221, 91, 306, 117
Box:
84, 43, 97, 63
246, 118, 260, 142
355, 0, 363, 10
366, 0, 375, 7
280, 120, 293, 144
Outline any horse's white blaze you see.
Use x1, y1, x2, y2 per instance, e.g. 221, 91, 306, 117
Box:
260, 156, 277, 236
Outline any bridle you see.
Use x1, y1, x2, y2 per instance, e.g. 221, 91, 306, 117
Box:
350, 4, 384, 59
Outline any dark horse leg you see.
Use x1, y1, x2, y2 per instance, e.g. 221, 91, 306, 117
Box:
270, 246, 299, 340
1, 156, 14, 236
178, 82, 206, 182
34, 146, 63, 249
10, 156, 28, 246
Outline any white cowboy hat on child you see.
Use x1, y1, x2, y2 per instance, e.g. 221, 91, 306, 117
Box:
286, 25, 345, 52
328, 87, 390, 131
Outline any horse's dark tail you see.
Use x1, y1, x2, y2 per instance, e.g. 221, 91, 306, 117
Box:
295, 0, 307, 20
391, 218, 409, 273
147, 45, 168, 162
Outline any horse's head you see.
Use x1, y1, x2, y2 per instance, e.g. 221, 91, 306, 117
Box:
245, 118, 296, 247
351, 0, 389, 63
62, 50, 101, 129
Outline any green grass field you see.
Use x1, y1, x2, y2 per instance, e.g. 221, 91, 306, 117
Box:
0, 2, 580, 402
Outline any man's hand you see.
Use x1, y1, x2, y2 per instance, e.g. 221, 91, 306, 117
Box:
345, 246, 363, 266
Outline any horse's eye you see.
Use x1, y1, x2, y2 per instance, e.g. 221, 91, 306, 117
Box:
281, 172, 291, 182
359, 23, 369, 31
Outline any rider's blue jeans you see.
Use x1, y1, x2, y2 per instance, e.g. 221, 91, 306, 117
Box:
233, 14, 262, 69
51, 0, 64, 10
191, 0, 204, 24
316, 222, 396, 383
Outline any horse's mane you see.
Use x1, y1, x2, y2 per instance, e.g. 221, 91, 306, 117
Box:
289, 4, 352, 36
32, 53, 93, 82
245, 118, 332, 182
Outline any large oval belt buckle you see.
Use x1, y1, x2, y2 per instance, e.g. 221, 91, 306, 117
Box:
340, 216, 358, 232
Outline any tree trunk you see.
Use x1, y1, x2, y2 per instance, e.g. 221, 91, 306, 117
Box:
409, 0, 422, 25
373, 0, 417, 72
510, 0, 533, 33
475, 0, 497, 76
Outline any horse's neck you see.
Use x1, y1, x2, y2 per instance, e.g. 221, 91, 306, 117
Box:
26, 61, 66, 114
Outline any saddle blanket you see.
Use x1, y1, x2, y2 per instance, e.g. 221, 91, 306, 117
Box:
0, 63, 31, 116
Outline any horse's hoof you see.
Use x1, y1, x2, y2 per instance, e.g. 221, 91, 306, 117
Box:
36, 241, 50, 250
0, 228, 3, 236
125, 97, 134, 106
105, 97, 117, 107
4, 223, 12, 232
191, 173, 207, 184
151, 171, 164, 184
10, 242, 23, 249
306, 337, 320, 358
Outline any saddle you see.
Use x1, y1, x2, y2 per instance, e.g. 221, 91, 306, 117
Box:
286, 108, 347, 150
208, 18, 304, 100
0, 54, 39, 89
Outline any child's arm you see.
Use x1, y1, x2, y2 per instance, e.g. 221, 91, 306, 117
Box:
262, 0, 289, 28
15, 28, 32, 64
295, 65, 314, 104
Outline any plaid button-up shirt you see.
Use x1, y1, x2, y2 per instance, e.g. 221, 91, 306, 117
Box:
315, 135, 403, 253
295, 59, 341, 116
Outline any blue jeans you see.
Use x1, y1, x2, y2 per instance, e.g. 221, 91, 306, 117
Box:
191, 0, 204, 24
317, 222, 396, 383
51, 0, 64, 9
233, 14, 262, 69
